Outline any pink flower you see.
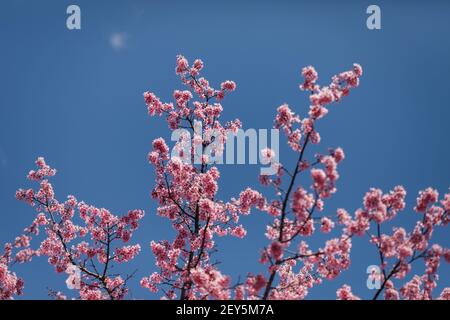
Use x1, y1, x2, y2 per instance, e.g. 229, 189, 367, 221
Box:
345, 209, 370, 236
336, 285, 360, 300
253, 274, 266, 292
260, 148, 276, 164
220, 80, 236, 91
311, 168, 335, 197
441, 190, 450, 211
398, 244, 414, 260
13, 158, 145, 300
144, 92, 172, 116
238, 188, 265, 214
301, 118, 314, 134
191, 59, 204, 76
275, 104, 298, 133
140, 272, 162, 293
364, 188, 383, 211
151, 138, 169, 161
400, 276, 424, 300
438, 288, 450, 300
80, 288, 104, 300
443, 248, 450, 263
332, 147, 345, 163
245, 274, 267, 296
114, 245, 141, 263
0, 260, 25, 299
336, 208, 351, 225
308, 105, 328, 120
310, 87, 334, 106
299, 66, 318, 91
26, 157, 56, 181
382, 185, 407, 217
190, 267, 231, 300
291, 187, 314, 222
10, 56, 450, 301
320, 217, 335, 233
230, 225, 247, 238
287, 129, 302, 151
384, 288, 400, 300
14, 235, 31, 248
353, 63, 363, 77
415, 187, 439, 212
311, 169, 326, 187
175, 55, 189, 74
270, 241, 284, 261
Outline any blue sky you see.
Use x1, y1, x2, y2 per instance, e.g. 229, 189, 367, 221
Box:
0, 0, 449, 299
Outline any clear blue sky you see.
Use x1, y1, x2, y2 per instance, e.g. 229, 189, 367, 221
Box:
0, 0, 449, 299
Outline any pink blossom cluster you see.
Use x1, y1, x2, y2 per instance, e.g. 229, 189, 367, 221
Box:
336, 285, 360, 300
247, 64, 363, 300
2, 56, 449, 300
336, 186, 449, 299
190, 266, 232, 299
0, 244, 24, 299
26, 157, 56, 181
141, 57, 449, 300
144, 55, 239, 132
275, 64, 362, 153
141, 55, 264, 299
11, 157, 145, 299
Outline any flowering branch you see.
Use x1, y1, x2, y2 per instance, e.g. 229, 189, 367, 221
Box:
2, 56, 449, 300
140, 56, 264, 300
13, 157, 144, 300
241, 64, 364, 300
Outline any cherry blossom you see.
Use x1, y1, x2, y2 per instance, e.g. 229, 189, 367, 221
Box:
11, 157, 144, 300
249, 63, 363, 300
339, 186, 449, 300
336, 285, 360, 300
140, 55, 264, 300
0, 244, 24, 299
1, 56, 448, 300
